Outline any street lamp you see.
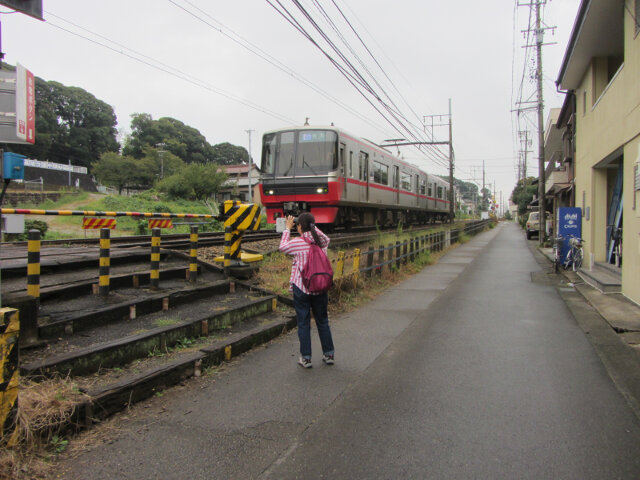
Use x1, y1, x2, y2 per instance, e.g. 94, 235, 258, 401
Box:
156, 143, 166, 178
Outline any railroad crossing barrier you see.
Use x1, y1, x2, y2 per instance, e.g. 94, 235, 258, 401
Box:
1, 208, 216, 220
189, 225, 198, 283
0, 308, 19, 448
214, 201, 263, 276
150, 228, 161, 289
99, 228, 110, 297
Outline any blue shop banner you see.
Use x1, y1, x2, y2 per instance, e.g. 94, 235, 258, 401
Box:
557, 207, 582, 262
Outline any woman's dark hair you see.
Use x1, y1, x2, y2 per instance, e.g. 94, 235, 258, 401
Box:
298, 212, 325, 247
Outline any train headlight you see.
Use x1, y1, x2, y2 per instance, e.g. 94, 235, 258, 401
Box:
267, 190, 274, 195
316, 187, 328, 194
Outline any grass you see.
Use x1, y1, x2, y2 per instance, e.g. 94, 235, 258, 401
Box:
0, 376, 90, 480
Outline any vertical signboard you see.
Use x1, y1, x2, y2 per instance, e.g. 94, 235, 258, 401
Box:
0, 64, 35, 145
16, 64, 35, 144
557, 207, 582, 263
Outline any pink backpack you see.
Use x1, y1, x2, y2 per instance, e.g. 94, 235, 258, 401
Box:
301, 238, 333, 293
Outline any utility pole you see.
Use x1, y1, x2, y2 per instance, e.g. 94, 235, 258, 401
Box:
535, 0, 546, 245
518, 0, 555, 245
448, 99, 454, 222
245, 129, 255, 203
482, 160, 486, 211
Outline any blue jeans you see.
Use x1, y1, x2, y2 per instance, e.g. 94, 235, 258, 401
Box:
292, 285, 334, 359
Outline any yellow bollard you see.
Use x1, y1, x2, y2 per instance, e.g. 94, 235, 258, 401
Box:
352, 248, 361, 288
336, 251, 345, 278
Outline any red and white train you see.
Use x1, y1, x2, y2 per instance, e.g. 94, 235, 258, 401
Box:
259, 125, 451, 228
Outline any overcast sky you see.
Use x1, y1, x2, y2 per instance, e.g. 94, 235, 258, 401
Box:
1, 0, 581, 206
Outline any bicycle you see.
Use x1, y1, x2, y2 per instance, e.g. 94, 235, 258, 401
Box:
611, 226, 622, 267
563, 236, 584, 272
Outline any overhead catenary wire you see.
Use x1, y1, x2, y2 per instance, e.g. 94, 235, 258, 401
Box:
264, 0, 450, 170
40, 12, 298, 125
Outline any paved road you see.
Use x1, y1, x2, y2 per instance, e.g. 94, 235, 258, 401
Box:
61, 223, 640, 479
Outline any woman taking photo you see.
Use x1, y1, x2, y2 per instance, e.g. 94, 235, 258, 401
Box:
279, 213, 335, 368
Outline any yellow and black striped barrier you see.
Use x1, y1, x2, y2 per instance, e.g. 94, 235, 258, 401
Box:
99, 228, 111, 297
216, 201, 263, 276
27, 229, 41, 302
1, 208, 216, 219
0, 308, 19, 448
189, 225, 198, 283
150, 228, 161, 289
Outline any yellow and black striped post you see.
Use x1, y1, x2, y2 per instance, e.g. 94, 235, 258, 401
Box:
220, 200, 262, 276
0, 308, 19, 448
189, 225, 198, 283
27, 229, 41, 304
223, 226, 233, 276
150, 228, 161, 289
99, 228, 111, 297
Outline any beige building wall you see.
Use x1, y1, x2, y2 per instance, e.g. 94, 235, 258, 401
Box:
573, 9, 640, 304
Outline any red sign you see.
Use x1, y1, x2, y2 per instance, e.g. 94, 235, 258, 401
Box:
16, 64, 35, 144
148, 219, 173, 229
82, 217, 116, 230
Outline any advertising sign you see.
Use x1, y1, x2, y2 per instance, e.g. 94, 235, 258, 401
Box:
0, 64, 35, 145
557, 207, 582, 263
16, 64, 35, 144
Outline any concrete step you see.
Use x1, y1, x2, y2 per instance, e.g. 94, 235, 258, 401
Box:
578, 262, 621, 294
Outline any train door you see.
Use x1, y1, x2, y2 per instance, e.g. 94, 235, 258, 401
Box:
359, 151, 369, 203
340, 142, 346, 196
415, 176, 420, 207
393, 166, 399, 205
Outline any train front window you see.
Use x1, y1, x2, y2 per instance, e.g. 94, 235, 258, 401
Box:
261, 133, 277, 175
296, 130, 338, 175
276, 131, 296, 177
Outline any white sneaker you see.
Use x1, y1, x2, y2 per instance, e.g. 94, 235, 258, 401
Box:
322, 354, 335, 365
298, 357, 312, 368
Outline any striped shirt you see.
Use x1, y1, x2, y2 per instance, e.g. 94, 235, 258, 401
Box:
279, 228, 330, 294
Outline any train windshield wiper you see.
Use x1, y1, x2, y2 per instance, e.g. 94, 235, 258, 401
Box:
301, 156, 318, 175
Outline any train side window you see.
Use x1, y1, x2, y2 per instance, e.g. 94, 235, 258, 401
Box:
428, 183, 433, 197
373, 161, 388, 185
359, 152, 368, 181
420, 178, 426, 195
339, 144, 345, 172
400, 172, 411, 191
349, 151, 353, 178
393, 166, 399, 188
437, 186, 443, 199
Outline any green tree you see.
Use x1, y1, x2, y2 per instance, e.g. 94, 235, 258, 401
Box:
510, 177, 538, 216
211, 142, 249, 165
92, 152, 154, 194
157, 163, 227, 200
123, 114, 215, 164
1, 72, 119, 169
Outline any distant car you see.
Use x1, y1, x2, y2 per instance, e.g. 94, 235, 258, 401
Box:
526, 211, 549, 239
